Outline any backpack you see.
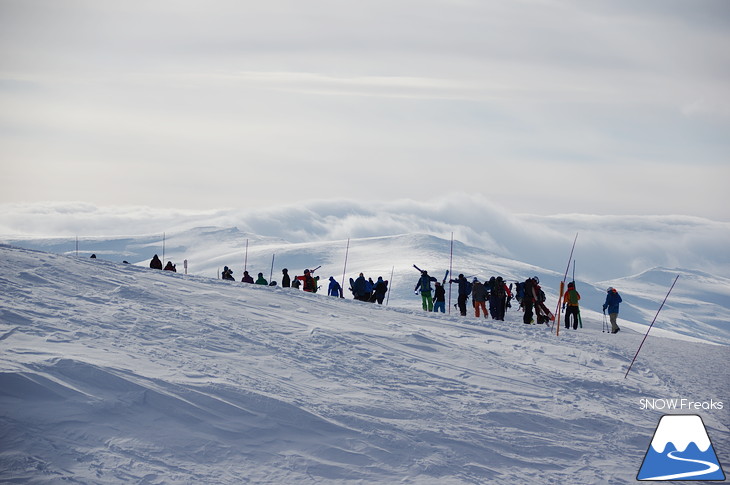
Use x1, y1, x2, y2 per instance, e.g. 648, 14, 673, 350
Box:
304, 274, 316, 292
515, 282, 525, 300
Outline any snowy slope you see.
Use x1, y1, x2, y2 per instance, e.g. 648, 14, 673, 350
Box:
6, 229, 730, 345
1, 245, 728, 484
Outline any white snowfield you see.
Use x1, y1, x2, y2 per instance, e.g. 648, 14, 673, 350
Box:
1, 245, 728, 484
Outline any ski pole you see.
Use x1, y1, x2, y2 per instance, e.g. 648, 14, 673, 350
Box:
624, 275, 680, 379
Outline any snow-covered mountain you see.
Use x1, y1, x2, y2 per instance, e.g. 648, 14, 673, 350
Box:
6, 227, 730, 345
0, 244, 728, 484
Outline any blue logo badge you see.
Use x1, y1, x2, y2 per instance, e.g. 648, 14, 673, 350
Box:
638, 414, 726, 481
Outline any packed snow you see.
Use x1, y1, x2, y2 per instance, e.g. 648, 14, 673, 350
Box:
1, 243, 728, 484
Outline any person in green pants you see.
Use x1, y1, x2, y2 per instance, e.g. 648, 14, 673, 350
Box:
415, 270, 437, 311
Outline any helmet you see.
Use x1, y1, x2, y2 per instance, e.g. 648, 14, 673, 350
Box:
607, 287, 614, 292
304, 269, 310, 274
533, 276, 540, 284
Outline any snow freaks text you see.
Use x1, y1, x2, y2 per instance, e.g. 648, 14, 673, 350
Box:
639, 398, 724, 411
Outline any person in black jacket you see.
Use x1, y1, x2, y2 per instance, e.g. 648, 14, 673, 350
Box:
522, 276, 538, 324
373, 277, 388, 305
281, 268, 291, 288
222, 266, 235, 281
433, 282, 446, 313
449, 274, 472, 316
150, 254, 163, 270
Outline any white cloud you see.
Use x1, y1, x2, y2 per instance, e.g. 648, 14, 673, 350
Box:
2, 196, 728, 282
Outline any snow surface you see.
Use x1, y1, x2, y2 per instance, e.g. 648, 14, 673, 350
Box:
7, 228, 730, 346
1, 245, 728, 484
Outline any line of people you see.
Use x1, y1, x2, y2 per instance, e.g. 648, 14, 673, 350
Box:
150, 256, 621, 332
444, 273, 512, 319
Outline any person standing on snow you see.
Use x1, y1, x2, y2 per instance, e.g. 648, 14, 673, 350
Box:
415, 270, 437, 311
472, 278, 489, 318
241, 270, 254, 283
296, 269, 319, 293
150, 254, 163, 270
351, 273, 368, 301
522, 276, 538, 324
491, 276, 511, 321
603, 287, 622, 333
281, 268, 291, 288
373, 277, 388, 305
222, 266, 235, 281
563, 281, 581, 330
255, 272, 268, 285
433, 282, 446, 313
328, 276, 343, 298
450, 274, 472, 316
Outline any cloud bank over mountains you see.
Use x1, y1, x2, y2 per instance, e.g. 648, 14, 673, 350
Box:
1, 195, 728, 281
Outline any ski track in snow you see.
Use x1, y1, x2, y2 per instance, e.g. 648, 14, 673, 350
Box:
0, 246, 728, 484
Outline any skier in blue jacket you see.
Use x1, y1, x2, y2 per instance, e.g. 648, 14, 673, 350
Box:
328, 277, 343, 298
602, 287, 623, 333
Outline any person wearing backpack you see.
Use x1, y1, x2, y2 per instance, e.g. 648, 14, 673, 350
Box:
296, 269, 319, 293
492, 276, 511, 321
472, 278, 489, 318
221, 266, 235, 281
450, 274, 472, 316
522, 276, 538, 324
415, 270, 437, 311
602, 287, 623, 333
563, 281, 581, 330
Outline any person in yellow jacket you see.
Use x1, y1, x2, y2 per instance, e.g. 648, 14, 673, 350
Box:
563, 281, 581, 330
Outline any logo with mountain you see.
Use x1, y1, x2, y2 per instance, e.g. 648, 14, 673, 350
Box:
638, 414, 726, 481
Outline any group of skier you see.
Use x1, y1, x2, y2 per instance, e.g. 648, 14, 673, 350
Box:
418, 269, 622, 333
149, 255, 622, 332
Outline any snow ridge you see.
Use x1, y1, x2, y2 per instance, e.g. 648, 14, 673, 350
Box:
1, 245, 728, 484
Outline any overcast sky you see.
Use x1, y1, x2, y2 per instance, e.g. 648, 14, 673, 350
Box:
1, 0, 729, 220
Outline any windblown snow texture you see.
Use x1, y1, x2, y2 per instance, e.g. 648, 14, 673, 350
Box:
0, 245, 728, 484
